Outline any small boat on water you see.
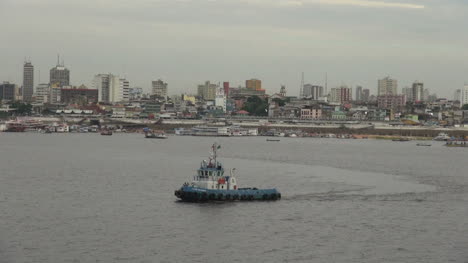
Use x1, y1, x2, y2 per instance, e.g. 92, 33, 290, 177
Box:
416, 142, 431, 147
174, 143, 281, 202
392, 138, 410, 142
433, 133, 450, 141
266, 139, 281, 142
145, 132, 167, 139
100, 130, 113, 136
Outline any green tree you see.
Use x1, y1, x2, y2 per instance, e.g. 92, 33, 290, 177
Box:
242, 96, 268, 116
462, 104, 468, 110
10, 101, 32, 115
272, 98, 286, 107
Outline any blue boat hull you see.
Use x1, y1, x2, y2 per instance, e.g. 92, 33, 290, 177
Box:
175, 186, 281, 202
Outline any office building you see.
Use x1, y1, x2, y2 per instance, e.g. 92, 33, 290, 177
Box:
23, 61, 34, 102
50, 59, 70, 87
454, 89, 461, 101
152, 79, 168, 99
462, 85, 468, 106
0, 82, 16, 101
246, 79, 262, 91
34, 83, 51, 104
93, 74, 129, 103
377, 95, 406, 110
402, 87, 413, 102
330, 86, 352, 104
61, 86, 98, 104
362, 89, 370, 102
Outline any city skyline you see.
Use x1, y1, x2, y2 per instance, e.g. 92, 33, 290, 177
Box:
1, 0, 468, 97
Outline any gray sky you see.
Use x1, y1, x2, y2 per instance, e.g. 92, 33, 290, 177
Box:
1, 0, 467, 98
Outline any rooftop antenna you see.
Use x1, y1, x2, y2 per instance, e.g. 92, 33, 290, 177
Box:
57, 54, 60, 66
325, 72, 328, 95
300, 72, 304, 98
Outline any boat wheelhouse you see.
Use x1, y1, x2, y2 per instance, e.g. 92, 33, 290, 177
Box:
175, 143, 281, 202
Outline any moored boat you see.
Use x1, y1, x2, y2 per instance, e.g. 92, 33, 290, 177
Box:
174, 143, 281, 202
416, 142, 431, 147
433, 132, 450, 141
100, 130, 113, 136
392, 138, 410, 142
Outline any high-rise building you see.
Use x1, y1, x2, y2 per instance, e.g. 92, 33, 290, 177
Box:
23, 61, 34, 102
50, 59, 70, 87
454, 89, 462, 101
412, 82, 424, 102
303, 84, 323, 99
246, 79, 262, 91
215, 87, 226, 112
0, 82, 16, 101
93, 74, 129, 103
223, 82, 230, 98
362, 89, 370, 102
402, 87, 413, 102
197, 81, 217, 100
423, 88, 430, 102
49, 84, 62, 104
330, 86, 351, 104
378, 77, 397, 96
461, 85, 468, 106
280, 85, 286, 97
152, 79, 168, 99
355, 86, 363, 101
34, 83, 50, 104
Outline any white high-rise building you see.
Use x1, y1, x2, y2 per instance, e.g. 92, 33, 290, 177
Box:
93, 74, 129, 103
462, 85, 468, 106
378, 77, 397, 96
303, 84, 323, 99
34, 83, 50, 104
215, 87, 226, 112
412, 82, 424, 102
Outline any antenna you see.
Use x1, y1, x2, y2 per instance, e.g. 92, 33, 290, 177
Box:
300, 72, 304, 98
325, 72, 328, 95
57, 54, 60, 66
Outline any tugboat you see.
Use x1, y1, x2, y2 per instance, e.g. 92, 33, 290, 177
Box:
174, 143, 281, 202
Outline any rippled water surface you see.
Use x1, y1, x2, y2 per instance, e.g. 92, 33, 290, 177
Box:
1, 133, 468, 262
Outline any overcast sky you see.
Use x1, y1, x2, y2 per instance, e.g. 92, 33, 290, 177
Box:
1, 0, 467, 97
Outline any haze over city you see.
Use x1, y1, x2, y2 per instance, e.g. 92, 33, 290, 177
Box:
1, 0, 467, 97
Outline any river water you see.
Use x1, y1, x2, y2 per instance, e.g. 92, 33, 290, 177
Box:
0, 133, 467, 263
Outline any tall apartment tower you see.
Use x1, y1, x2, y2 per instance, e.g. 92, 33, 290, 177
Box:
23, 61, 34, 102
50, 57, 70, 87
402, 87, 413, 102
362, 89, 370, 102
152, 79, 168, 99
454, 89, 462, 101
355, 86, 363, 101
378, 77, 397, 96
412, 82, 424, 102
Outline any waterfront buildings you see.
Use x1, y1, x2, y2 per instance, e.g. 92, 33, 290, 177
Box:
50, 61, 70, 87
49, 85, 62, 104
0, 82, 16, 101
93, 74, 129, 103
22, 61, 34, 102
377, 95, 406, 110
152, 79, 168, 99
34, 83, 50, 104
61, 86, 98, 104
412, 82, 424, 102
197, 81, 217, 100
378, 77, 397, 96
246, 79, 262, 91
303, 84, 323, 99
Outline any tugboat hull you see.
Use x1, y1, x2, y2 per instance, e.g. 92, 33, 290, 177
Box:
175, 186, 281, 202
